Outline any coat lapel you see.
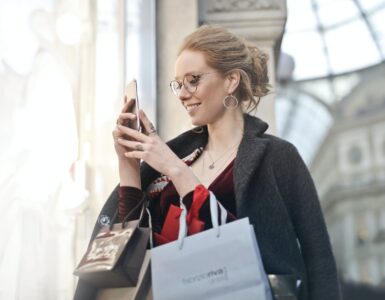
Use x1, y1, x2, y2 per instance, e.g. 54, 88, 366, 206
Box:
234, 115, 270, 216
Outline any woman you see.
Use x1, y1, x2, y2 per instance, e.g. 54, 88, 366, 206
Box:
75, 25, 341, 299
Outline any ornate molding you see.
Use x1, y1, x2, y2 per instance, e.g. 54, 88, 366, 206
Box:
204, 0, 282, 13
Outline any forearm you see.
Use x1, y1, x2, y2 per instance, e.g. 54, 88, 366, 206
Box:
118, 186, 143, 221
119, 159, 141, 189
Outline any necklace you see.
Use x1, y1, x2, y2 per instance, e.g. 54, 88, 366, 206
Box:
206, 141, 240, 170
201, 146, 238, 187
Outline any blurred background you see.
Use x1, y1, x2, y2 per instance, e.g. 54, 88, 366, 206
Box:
0, 0, 384, 299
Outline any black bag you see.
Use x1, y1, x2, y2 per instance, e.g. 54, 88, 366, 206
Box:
73, 197, 150, 288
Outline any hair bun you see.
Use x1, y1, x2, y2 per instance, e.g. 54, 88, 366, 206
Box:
246, 44, 270, 99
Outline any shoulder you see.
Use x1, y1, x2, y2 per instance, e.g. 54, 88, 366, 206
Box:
258, 134, 310, 181
166, 128, 199, 147
243, 114, 301, 159
262, 133, 301, 160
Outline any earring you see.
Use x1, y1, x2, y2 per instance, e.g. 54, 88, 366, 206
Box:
223, 94, 239, 109
192, 126, 204, 134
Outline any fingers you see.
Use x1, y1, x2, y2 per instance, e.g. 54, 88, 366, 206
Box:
112, 127, 124, 140
121, 98, 135, 113
117, 125, 150, 142
115, 108, 156, 143
117, 139, 146, 160
124, 151, 144, 160
139, 110, 157, 135
112, 118, 134, 140
116, 112, 137, 126
117, 138, 144, 150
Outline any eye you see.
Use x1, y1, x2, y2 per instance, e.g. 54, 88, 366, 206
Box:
186, 74, 201, 85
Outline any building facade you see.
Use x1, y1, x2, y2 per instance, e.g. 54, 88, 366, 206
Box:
310, 63, 385, 285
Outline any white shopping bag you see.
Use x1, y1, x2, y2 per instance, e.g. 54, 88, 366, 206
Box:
151, 192, 272, 300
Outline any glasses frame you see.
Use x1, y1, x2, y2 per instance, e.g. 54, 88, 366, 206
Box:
169, 72, 217, 97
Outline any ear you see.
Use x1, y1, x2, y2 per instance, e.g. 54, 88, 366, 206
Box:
225, 70, 241, 95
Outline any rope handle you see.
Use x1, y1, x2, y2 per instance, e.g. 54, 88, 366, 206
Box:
177, 191, 227, 249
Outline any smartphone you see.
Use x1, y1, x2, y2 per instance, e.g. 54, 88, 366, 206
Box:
124, 79, 141, 131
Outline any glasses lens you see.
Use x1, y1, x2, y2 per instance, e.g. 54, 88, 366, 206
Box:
183, 75, 199, 94
170, 75, 201, 97
170, 80, 181, 96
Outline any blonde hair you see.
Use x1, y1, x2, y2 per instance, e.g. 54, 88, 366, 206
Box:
178, 25, 270, 112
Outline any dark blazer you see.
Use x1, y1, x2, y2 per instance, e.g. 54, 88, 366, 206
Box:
75, 114, 342, 300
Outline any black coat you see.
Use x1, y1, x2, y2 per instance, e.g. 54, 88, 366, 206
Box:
75, 114, 342, 300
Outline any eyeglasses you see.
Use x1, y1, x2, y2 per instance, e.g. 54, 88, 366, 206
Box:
169, 72, 216, 97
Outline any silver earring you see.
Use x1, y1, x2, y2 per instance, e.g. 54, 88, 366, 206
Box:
223, 94, 239, 109
192, 126, 204, 134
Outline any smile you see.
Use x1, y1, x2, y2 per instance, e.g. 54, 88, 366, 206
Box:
185, 103, 201, 112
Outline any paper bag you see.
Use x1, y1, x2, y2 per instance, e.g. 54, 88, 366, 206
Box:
151, 192, 272, 300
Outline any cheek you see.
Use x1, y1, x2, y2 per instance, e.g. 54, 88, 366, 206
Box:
196, 81, 226, 108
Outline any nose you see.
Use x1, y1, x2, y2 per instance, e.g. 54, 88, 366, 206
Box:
178, 85, 192, 101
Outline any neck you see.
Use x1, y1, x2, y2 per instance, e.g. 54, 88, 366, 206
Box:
206, 109, 244, 152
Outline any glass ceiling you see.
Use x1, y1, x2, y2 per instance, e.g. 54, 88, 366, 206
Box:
277, 0, 385, 165
281, 0, 385, 80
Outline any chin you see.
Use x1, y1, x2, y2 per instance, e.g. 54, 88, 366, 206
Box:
191, 120, 205, 127
189, 116, 207, 127
189, 109, 225, 127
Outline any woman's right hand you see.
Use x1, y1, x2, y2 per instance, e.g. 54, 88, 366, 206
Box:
112, 99, 141, 188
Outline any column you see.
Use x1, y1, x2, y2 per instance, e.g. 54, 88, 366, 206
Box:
198, 0, 287, 134
156, 0, 199, 141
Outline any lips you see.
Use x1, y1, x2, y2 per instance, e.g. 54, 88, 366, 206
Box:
185, 103, 201, 112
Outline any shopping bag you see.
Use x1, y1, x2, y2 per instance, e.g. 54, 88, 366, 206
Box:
74, 197, 150, 288
96, 250, 153, 300
151, 191, 272, 300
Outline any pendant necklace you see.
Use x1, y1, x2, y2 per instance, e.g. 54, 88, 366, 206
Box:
206, 141, 240, 170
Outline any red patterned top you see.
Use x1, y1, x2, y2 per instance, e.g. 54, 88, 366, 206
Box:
118, 147, 237, 246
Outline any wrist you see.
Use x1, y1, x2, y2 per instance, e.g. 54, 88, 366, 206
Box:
166, 160, 189, 179
167, 161, 200, 198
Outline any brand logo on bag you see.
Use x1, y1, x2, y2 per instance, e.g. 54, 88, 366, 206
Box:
99, 214, 111, 226
181, 267, 228, 286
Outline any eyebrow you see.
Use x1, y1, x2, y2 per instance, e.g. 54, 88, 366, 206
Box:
174, 71, 202, 80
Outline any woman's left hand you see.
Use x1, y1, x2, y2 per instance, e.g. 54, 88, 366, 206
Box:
116, 110, 183, 176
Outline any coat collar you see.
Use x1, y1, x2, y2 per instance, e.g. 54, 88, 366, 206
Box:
233, 114, 270, 216
141, 114, 270, 212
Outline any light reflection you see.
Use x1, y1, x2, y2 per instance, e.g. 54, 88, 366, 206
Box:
0, 1, 81, 298
56, 13, 83, 45
324, 19, 381, 73
283, 0, 385, 80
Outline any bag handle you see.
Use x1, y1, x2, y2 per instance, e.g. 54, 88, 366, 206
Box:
209, 191, 227, 235
121, 195, 154, 248
106, 195, 148, 231
121, 195, 147, 226
177, 190, 227, 249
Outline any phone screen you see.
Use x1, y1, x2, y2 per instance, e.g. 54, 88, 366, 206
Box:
124, 79, 141, 131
